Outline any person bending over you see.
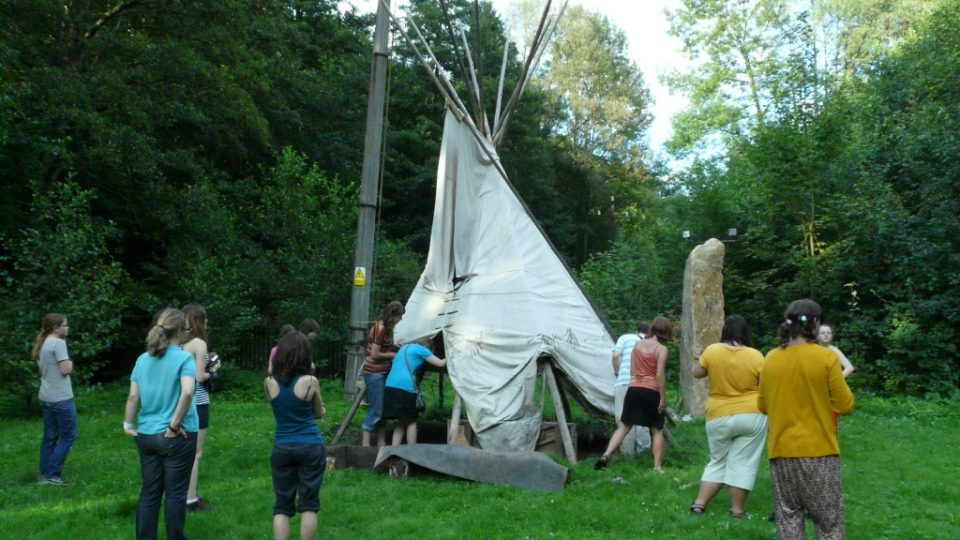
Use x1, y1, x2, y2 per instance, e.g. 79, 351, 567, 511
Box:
382, 337, 445, 445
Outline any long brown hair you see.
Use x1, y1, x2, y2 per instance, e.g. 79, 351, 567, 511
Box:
32, 313, 66, 359
182, 303, 208, 343
272, 331, 314, 386
647, 316, 674, 342
146, 308, 188, 357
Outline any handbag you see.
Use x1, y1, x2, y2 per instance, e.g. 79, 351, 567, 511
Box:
401, 347, 426, 412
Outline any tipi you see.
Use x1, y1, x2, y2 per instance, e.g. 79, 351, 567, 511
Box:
385, 0, 617, 452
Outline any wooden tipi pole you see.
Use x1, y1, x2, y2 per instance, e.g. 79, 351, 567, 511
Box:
543, 363, 577, 464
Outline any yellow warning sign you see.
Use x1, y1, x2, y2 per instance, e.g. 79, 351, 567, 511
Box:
353, 267, 367, 286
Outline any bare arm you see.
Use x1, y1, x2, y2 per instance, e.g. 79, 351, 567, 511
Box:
264, 377, 274, 401
165, 375, 196, 437
656, 346, 668, 411
425, 355, 446, 369
310, 377, 326, 419
185, 339, 210, 383
123, 381, 140, 436
833, 346, 855, 377
611, 350, 621, 376
58, 359, 74, 376
692, 363, 707, 379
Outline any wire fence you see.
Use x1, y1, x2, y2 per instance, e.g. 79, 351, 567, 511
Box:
235, 332, 348, 379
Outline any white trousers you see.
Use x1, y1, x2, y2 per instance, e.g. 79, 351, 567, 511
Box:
701, 413, 768, 490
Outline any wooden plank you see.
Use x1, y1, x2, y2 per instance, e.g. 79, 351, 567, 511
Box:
331, 387, 366, 446
326, 445, 381, 470
535, 422, 577, 456
542, 363, 577, 464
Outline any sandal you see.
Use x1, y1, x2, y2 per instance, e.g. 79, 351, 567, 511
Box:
593, 456, 609, 471
690, 502, 706, 515
729, 510, 745, 519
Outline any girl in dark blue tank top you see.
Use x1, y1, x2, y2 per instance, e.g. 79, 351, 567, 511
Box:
271, 374, 323, 445
265, 331, 326, 539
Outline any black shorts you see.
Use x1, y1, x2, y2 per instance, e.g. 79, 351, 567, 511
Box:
196, 403, 209, 430
271, 443, 326, 516
620, 387, 665, 429
382, 387, 419, 423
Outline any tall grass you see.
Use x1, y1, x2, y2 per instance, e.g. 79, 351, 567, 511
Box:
1, 371, 957, 539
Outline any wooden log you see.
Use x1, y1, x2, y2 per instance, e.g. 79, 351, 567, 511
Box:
331, 387, 366, 446
542, 363, 577, 464
447, 391, 463, 445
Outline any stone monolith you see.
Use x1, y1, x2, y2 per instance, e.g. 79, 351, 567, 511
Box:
680, 238, 725, 418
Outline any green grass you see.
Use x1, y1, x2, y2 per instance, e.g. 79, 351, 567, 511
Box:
2, 372, 958, 539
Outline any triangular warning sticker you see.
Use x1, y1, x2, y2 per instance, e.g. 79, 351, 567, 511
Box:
353, 267, 366, 286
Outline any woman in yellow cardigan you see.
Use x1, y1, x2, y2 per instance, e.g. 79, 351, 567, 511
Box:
758, 299, 854, 540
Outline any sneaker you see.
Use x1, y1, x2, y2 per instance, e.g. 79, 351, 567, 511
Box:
593, 456, 609, 471
39, 476, 67, 486
186, 497, 211, 512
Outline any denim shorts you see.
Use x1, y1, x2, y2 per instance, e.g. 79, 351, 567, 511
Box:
196, 404, 209, 430
271, 443, 326, 516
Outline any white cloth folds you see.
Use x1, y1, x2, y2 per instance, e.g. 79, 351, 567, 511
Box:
395, 111, 616, 451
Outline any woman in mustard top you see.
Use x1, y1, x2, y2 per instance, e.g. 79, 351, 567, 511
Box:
758, 299, 854, 540
690, 315, 767, 519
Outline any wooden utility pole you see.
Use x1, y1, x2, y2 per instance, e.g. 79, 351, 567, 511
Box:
345, 0, 392, 400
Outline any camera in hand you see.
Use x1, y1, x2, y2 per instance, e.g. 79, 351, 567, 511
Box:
206, 352, 221, 371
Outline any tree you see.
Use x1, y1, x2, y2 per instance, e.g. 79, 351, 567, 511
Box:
0, 180, 126, 412
541, 5, 653, 165
665, 0, 794, 153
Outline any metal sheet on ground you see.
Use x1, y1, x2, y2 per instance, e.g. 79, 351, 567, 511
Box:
374, 443, 568, 492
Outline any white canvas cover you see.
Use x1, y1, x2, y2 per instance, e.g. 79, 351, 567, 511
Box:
395, 110, 616, 452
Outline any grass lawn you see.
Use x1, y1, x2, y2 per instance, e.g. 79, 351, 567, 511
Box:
1, 371, 957, 539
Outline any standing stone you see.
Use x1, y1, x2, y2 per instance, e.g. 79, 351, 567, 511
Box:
680, 238, 725, 418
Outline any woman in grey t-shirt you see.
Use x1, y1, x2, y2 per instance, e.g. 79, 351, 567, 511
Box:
33, 313, 75, 485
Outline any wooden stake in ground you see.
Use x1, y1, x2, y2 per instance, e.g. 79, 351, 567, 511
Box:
332, 388, 366, 446
542, 363, 577, 464
448, 391, 463, 445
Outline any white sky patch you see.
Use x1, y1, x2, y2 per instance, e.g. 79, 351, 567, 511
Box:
339, 0, 691, 165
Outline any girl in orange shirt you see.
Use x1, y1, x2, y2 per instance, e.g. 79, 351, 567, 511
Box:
595, 316, 673, 472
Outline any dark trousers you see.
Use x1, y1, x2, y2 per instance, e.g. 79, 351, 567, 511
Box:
135, 432, 198, 540
271, 443, 326, 516
39, 398, 77, 479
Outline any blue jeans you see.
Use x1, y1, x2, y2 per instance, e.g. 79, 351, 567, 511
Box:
135, 432, 198, 540
39, 398, 77, 479
361, 372, 386, 432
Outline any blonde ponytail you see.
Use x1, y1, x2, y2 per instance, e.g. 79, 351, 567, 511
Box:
146, 308, 187, 357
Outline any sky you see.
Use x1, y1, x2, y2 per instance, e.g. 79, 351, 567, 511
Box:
340, 0, 691, 159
